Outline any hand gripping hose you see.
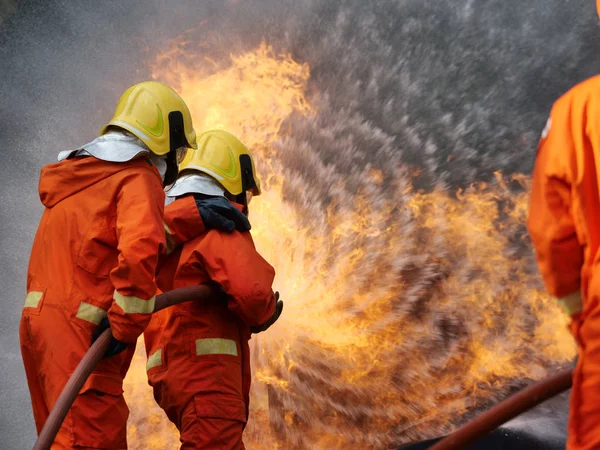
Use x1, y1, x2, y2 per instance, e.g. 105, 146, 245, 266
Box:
32, 284, 219, 450
428, 368, 573, 450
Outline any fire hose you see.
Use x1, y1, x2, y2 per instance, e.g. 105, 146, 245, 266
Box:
428, 367, 573, 450
32, 284, 219, 450
32, 282, 570, 450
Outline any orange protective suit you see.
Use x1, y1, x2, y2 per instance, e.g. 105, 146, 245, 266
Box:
144, 197, 276, 450
20, 156, 202, 449
528, 75, 600, 450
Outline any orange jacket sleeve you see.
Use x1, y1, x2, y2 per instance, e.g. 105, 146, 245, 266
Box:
163, 195, 206, 254
196, 230, 276, 326
527, 104, 583, 306
108, 167, 166, 343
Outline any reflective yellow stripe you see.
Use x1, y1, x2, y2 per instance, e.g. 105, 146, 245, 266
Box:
23, 291, 43, 308
164, 221, 175, 255
195, 338, 238, 357
114, 290, 155, 314
557, 291, 583, 316
75, 302, 107, 325
146, 349, 163, 371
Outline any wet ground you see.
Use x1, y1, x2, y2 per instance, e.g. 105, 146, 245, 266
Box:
399, 391, 569, 450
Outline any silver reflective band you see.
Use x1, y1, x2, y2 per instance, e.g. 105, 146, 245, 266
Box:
186, 166, 225, 182
146, 349, 163, 371
110, 121, 151, 141
557, 291, 583, 316
114, 290, 155, 314
23, 291, 43, 308
76, 302, 107, 325
195, 338, 238, 357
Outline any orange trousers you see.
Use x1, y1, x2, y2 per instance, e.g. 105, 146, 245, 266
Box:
20, 311, 129, 449
568, 299, 600, 450
178, 397, 245, 450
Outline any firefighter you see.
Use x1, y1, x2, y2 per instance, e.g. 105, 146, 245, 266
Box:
527, 68, 600, 450
145, 130, 283, 449
20, 82, 248, 449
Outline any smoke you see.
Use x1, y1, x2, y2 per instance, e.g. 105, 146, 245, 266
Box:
274, 0, 599, 192
0, 0, 598, 448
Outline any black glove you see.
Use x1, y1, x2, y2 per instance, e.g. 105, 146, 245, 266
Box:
250, 292, 284, 334
195, 196, 251, 233
92, 317, 129, 358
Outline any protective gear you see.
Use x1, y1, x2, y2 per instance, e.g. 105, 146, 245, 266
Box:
20, 155, 208, 446
150, 152, 169, 182
569, 312, 583, 344
249, 292, 283, 334
57, 129, 149, 162
162, 194, 228, 253
597, 0, 600, 19
178, 398, 245, 450
92, 317, 129, 358
57, 129, 174, 184
179, 130, 261, 197
144, 198, 277, 448
100, 81, 197, 186
100, 81, 197, 156
167, 170, 251, 232
167, 172, 226, 198
527, 74, 600, 450
196, 196, 251, 233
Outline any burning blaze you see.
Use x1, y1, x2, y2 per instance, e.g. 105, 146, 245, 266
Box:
123, 40, 576, 449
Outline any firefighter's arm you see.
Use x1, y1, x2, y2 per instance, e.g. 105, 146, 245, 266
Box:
163, 196, 251, 253
527, 112, 583, 316
163, 196, 204, 253
108, 168, 166, 343
199, 231, 276, 326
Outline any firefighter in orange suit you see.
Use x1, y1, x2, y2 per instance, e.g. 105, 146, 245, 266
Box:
528, 73, 600, 449
145, 130, 283, 450
20, 82, 250, 449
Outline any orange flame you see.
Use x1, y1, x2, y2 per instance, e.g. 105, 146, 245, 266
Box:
123, 40, 576, 449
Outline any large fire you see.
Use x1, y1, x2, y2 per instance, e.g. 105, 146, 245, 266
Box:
123, 40, 576, 449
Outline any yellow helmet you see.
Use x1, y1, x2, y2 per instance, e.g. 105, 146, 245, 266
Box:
179, 130, 261, 197
100, 81, 197, 156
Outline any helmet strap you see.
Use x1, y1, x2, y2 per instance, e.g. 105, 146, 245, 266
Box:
235, 193, 249, 216
239, 154, 257, 193
164, 111, 186, 186
163, 151, 178, 187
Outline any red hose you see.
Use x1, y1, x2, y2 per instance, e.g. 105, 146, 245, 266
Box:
428, 368, 573, 450
32, 284, 219, 450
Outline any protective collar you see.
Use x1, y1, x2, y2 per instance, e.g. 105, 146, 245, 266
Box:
149, 153, 168, 181
166, 173, 226, 198
57, 129, 150, 163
